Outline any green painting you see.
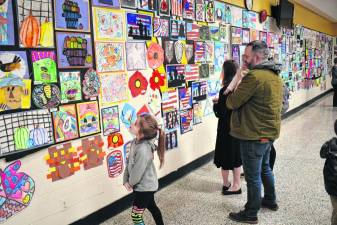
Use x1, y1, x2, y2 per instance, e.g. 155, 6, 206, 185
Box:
59, 71, 82, 103
31, 51, 57, 83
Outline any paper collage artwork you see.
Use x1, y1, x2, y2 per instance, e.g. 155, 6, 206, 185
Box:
0, 160, 35, 222
100, 73, 128, 106
93, 7, 125, 41
78, 135, 105, 170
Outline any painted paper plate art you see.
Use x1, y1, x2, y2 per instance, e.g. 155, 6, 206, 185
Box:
147, 43, 164, 69
32, 84, 61, 109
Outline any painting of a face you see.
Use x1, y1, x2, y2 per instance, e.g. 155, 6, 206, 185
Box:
80, 113, 98, 133
3, 85, 23, 109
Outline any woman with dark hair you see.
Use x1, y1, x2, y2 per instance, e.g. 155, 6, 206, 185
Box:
213, 60, 242, 195
331, 58, 337, 107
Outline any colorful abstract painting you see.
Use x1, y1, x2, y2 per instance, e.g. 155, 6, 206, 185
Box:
126, 12, 152, 40
95, 41, 125, 73
45, 143, 80, 181
180, 109, 193, 134
153, 17, 169, 37
242, 10, 257, 29
100, 73, 128, 105
59, 71, 82, 103
101, 106, 120, 136
0, 160, 35, 222
76, 101, 100, 137
52, 104, 79, 143
56, 32, 93, 69
31, 51, 57, 84
82, 69, 100, 100
32, 84, 61, 109
54, 0, 91, 32
125, 41, 147, 71
107, 132, 124, 148
93, 7, 125, 41
107, 150, 124, 178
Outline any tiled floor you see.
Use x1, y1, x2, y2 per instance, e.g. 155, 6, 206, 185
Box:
101, 94, 337, 225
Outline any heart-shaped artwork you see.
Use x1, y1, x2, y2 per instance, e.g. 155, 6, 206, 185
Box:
0, 160, 35, 222
174, 41, 185, 64
185, 44, 194, 63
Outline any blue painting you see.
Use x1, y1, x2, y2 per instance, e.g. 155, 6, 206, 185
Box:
0, 0, 15, 46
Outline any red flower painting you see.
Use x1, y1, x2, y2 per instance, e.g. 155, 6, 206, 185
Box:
149, 70, 165, 91
129, 71, 148, 97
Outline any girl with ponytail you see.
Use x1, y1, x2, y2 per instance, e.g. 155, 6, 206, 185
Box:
123, 113, 165, 225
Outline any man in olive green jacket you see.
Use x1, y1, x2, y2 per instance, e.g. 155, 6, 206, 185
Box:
227, 41, 283, 224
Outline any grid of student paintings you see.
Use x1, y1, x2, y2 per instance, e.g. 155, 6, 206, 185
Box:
0, 0, 333, 156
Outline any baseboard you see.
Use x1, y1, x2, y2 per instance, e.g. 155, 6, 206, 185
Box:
71, 89, 333, 225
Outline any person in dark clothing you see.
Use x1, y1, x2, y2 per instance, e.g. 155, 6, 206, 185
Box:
331, 58, 337, 107
213, 60, 242, 195
320, 119, 337, 225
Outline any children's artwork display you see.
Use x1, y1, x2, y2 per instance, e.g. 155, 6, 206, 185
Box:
82, 69, 100, 100
178, 87, 192, 110
182, 0, 195, 20
138, 0, 157, 11
185, 64, 199, 84
232, 44, 240, 64
207, 79, 220, 97
186, 23, 200, 41
52, 104, 79, 143
180, 109, 193, 134
153, 17, 169, 37
56, 32, 93, 69
121, 0, 136, 8
260, 31, 267, 43
214, 42, 228, 73
250, 29, 259, 41
192, 81, 207, 101
95, 41, 125, 73
0, 109, 53, 154
129, 71, 148, 97
78, 135, 105, 170
0, 0, 15, 46
125, 41, 147, 71
0, 160, 35, 222
54, 0, 90, 32
0, 51, 29, 79
219, 23, 230, 43
147, 43, 165, 69
170, 20, 186, 40
205, 41, 214, 62
161, 89, 178, 113
158, 0, 170, 16
242, 28, 250, 44
17, 0, 54, 48
59, 71, 82, 103
164, 110, 179, 132
185, 41, 195, 64
199, 63, 209, 79
242, 10, 257, 29
147, 90, 162, 119
194, 41, 205, 63
120, 103, 137, 128
92, 0, 121, 8
32, 84, 61, 109
199, 26, 210, 41
107, 132, 124, 148
205, 0, 215, 22
31, 51, 57, 84
76, 101, 100, 137
193, 102, 202, 124
195, 3, 205, 21
166, 130, 178, 150
231, 27, 242, 45
214, 1, 225, 22
126, 12, 152, 40
166, 64, 185, 88
93, 7, 125, 41
231, 6, 242, 27
100, 73, 128, 105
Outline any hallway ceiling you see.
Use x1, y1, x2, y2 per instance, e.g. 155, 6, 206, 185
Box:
291, 0, 337, 22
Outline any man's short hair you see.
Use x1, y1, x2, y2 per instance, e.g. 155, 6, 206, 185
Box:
247, 41, 269, 60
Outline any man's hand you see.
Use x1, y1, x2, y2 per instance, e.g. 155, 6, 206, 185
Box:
124, 182, 133, 192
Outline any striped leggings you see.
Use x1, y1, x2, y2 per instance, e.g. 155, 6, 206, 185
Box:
131, 191, 164, 225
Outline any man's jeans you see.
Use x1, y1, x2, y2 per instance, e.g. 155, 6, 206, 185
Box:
240, 140, 276, 218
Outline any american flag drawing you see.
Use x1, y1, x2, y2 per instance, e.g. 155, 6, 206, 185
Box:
171, 20, 180, 37
162, 89, 179, 113
180, 109, 193, 134
186, 23, 200, 41
183, 0, 195, 20
171, 0, 183, 16
178, 87, 192, 110
107, 150, 123, 178
185, 64, 199, 82
194, 41, 205, 63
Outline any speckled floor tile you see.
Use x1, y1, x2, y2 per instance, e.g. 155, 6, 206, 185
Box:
101, 94, 337, 225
